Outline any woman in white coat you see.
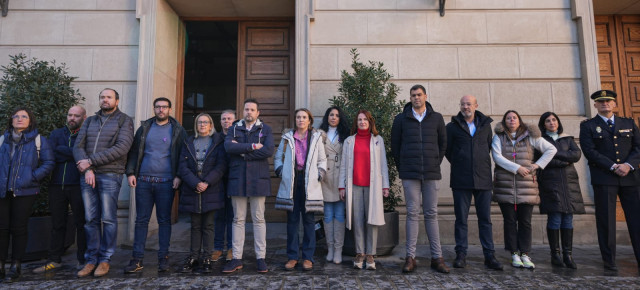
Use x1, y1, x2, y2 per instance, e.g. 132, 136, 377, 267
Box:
274, 108, 327, 271
339, 110, 389, 270
319, 106, 350, 264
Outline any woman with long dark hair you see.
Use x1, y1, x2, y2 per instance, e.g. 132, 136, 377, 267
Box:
492, 110, 556, 269
319, 106, 350, 264
537, 112, 584, 269
339, 110, 389, 270
0, 107, 54, 282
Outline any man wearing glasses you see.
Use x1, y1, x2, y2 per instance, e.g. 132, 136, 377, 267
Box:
124, 97, 186, 273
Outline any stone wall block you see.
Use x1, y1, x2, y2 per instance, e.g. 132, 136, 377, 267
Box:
397, 0, 445, 10
338, 47, 398, 78
454, 0, 515, 9
428, 82, 491, 116
458, 47, 519, 79
398, 47, 458, 79
519, 46, 580, 78
547, 11, 578, 43
315, 0, 338, 10
310, 47, 339, 80
368, 12, 427, 44
310, 81, 339, 116
10, 0, 35, 9
64, 13, 139, 45
0, 48, 31, 68
514, 0, 570, 9
338, 0, 396, 10
97, 0, 138, 10
30, 48, 94, 80
486, 12, 547, 43
34, 0, 97, 10
552, 81, 585, 115
0, 12, 65, 45
490, 82, 553, 114
427, 11, 487, 44
92, 48, 138, 81
310, 12, 368, 44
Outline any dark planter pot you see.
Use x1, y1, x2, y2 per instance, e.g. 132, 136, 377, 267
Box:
343, 210, 399, 256
10, 214, 76, 261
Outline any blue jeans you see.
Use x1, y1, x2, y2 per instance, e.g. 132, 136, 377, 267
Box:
214, 196, 233, 251
132, 179, 174, 260
286, 172, 316, 261
453, 189, 495, 257
547, 212, 573, 230
81, 173, 123, 264
323, 201, 345, 223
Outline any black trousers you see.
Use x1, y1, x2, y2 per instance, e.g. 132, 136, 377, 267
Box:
499, 203, 533, 254
0, 193, 37, 262
49, 184, 87, 264
593, 185, 640, 265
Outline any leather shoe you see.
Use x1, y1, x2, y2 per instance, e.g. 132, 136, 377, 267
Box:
430, 257, 450, 274
285, 260, 297, 271
302, 260, 313, 271
94, 262, 110, 277
402, 256, 416, 273
453, 252, 466, 268
484, 255, 504, 270
604, 262, 618, 271
77, 263, 96, 278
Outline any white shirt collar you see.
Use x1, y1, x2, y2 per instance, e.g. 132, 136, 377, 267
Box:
598, 114, 615, 124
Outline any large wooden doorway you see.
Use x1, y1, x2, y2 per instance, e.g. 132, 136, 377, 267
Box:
595, 15, 640, 221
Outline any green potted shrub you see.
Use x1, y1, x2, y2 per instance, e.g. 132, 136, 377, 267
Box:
332, 49, 403, 256
0, 53, 84, 260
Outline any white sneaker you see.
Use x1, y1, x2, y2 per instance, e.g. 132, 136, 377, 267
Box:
511, 253, 524, 268
520, 254, 535, 269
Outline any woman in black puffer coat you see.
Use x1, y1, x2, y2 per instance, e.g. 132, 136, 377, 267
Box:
178, 113, 227, 273
537, 112, 584, 269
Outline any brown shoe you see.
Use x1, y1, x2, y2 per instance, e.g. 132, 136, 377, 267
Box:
211, 250, 223, 262
285, 260, 297, 271
302, 260, 313, 271
226, 249, 233, 261
77, 263, 96, 278
94, 262, 110, 277
430, 257, 450, 274
403, 256, 417, 272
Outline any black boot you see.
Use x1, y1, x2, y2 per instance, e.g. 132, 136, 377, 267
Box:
561, 228, 577, 269
5, 261, 21, 283
548, 228, 563, 266
0, 260, 5, 280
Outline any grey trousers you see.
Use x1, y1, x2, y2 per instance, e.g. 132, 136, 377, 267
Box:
352, 185, 377, 255
231, 196, 266, 259
403, 179, 442, 259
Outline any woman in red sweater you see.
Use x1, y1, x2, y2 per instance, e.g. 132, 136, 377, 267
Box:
339, 110, 389, 270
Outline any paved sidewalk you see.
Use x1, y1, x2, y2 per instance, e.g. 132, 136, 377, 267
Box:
3, 218, 640, 289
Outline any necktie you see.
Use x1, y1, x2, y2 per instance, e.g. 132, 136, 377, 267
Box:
607, 119, 614, 132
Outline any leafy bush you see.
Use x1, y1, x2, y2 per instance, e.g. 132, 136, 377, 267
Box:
0, 53, 84, 216
331, 49, 404, 212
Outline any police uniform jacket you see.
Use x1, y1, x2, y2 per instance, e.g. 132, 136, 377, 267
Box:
579, 115, 640, 186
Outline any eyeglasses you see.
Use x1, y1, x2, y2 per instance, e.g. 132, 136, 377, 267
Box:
12, 115, 29, 120
154, 105, 170, 110
197, 121, 211, 125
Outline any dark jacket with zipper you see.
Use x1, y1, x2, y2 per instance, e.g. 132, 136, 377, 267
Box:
0, 129, 55, 198
537, 134, 585, 214
178, 133, 228, 214
49, 126, 81, 185
125, 116, 187, 178
391, 102, 447, 180
445, 111, 493, 190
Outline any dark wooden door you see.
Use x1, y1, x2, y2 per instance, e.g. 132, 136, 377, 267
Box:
237, 21, 294, 221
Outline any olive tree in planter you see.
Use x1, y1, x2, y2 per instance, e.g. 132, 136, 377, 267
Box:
331, 49, 404, 256
0, 53, 84, 260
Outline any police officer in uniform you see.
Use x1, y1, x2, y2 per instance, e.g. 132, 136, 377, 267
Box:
579, 90, 640, 271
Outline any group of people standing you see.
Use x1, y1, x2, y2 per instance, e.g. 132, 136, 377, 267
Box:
0, 85, 638, 282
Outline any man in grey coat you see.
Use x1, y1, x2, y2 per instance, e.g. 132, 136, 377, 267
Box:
73, 88, 134, 278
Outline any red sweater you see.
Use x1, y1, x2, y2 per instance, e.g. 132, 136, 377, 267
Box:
353, 129, 371, 187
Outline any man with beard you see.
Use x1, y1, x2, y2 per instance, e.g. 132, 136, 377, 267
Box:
445, 95, 503, 270
123, 97, 186, 273
33, 106, 88, 274
222, 99, 274, 273
74, 88, 134, 278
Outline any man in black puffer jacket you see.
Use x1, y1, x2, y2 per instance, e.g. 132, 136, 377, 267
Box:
391, 84, 448, 274
445, 95, 502, 271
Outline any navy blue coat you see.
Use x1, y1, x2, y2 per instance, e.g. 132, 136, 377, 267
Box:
224, 119, 275, 197
0, 129, 55, 198
178, 133, 228, 214
48, 126, 81, 185
391, 102, 447, 180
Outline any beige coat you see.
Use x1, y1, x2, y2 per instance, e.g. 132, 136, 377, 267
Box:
321, 130, 343, 202
339, 134, 389, 229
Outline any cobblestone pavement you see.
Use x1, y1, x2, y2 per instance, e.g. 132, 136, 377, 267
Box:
3, 243, 640, 289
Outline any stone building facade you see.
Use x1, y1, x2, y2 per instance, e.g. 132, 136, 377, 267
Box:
0, 0, 636, 246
